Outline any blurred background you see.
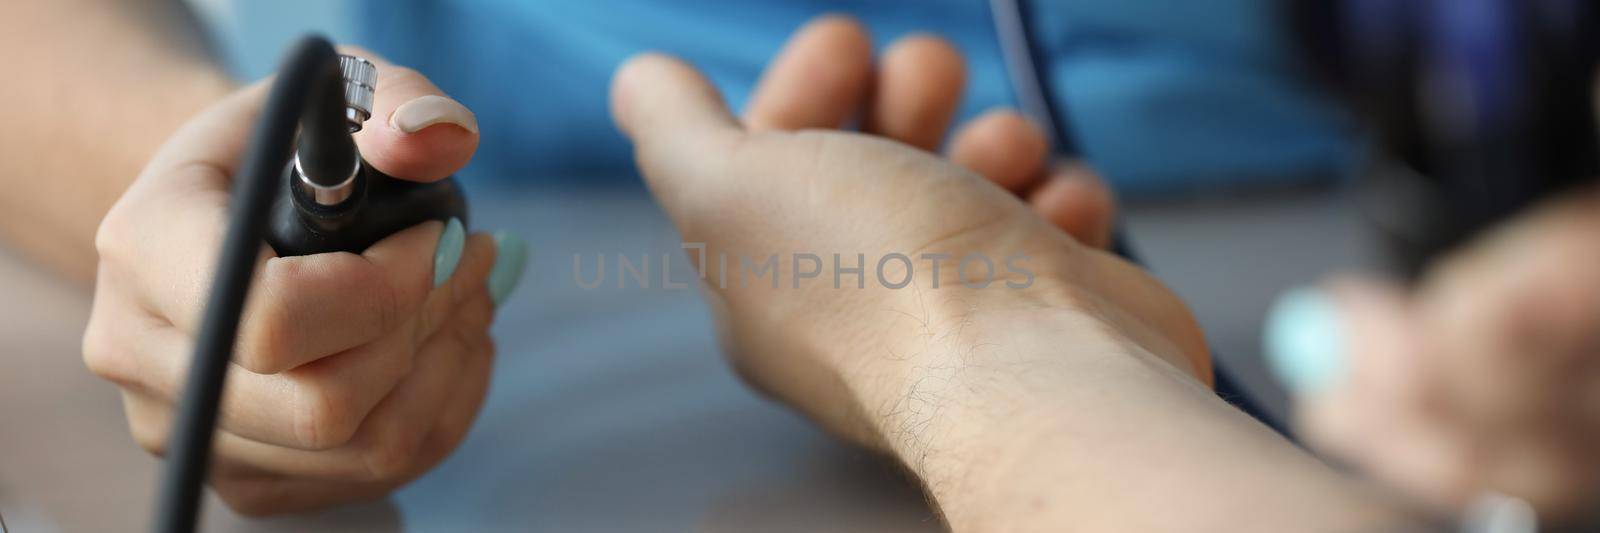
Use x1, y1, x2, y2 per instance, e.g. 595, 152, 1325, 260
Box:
0, 0, 1385, 530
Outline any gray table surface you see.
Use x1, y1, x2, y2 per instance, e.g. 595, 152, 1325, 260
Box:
0, 183, 1377, 532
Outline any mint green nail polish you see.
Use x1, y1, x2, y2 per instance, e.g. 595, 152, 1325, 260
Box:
488, 231, 527, 306
1264, 287, 1346, 394
433, 218, 465, 288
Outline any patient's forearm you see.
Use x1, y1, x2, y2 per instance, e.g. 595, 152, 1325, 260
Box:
862, 302, 1418, 532
0, 0, 232, 282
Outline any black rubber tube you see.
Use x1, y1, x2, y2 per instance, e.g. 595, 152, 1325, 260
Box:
153, 35, 348, 533
296, 54, 358, 186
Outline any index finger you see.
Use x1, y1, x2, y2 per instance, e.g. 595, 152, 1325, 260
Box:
139, 80, 269, 188
228, 220, 447, 374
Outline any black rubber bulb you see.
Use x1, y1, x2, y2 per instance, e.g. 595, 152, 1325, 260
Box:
267, 159, 469, 256
264, 52, 469, 257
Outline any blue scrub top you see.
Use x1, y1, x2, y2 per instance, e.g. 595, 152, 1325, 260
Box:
207, 0, 1357, 196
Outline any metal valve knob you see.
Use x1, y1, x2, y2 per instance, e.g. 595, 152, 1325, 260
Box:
338, 55, 377, 131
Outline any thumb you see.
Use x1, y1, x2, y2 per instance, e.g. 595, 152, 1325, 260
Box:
610, 53, 745, 203
1267, 280, 1482, 510
1264, 279, 1424, 398
342, 46, 479, 182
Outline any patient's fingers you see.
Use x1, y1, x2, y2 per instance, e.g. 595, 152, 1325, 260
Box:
745, 18, 968, 151
866, 34, 966, 151
947, 109, 1049, 192
1028, 162, 1116, 249
744, 15, 872, 131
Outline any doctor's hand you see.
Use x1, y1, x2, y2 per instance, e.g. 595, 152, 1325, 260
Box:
1271, 189, 1600, 525
82, 51, 524, 515
610, 43, 1211, 456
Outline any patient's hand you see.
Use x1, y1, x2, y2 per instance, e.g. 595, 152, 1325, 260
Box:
606, 21, 1435, 532
82, 50, 522, 515
610, 16, 1212, 451
612, 20, 1436, 531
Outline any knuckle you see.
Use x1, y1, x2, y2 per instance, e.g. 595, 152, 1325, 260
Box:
237, 263, 301, 373
80, 323, 119, 380
414, 309, 436, 345
93, 204, 133, 261
291, 380, 360, 450
390, 340, 420, 380
81, 320, 136, 386
382, 66, 428, 90
211, 479, 283, 518
723, 353, 772, 399
480, 335, 497, 359
462, 296, 496, 332
449, 326, 479, 357
128, 419, 168, 457
239, 309, 295, 374
362, 426, 427, 480
373, 273, 405, 339
336, 45, 379, 61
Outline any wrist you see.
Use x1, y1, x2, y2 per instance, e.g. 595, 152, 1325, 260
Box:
841, 279, 1206, 529
869, 304, 1135, 524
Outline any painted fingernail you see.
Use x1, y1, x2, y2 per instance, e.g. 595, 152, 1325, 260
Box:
433, 218, 465, 288
1264, 287, 1346, 394
390, 95, 479, 134
488, 231, 527, 306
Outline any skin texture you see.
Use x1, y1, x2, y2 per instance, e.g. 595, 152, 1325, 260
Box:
679, 15, 1214, 440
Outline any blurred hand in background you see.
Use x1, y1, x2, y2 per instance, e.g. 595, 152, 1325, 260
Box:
1271, 188, 1600, 526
